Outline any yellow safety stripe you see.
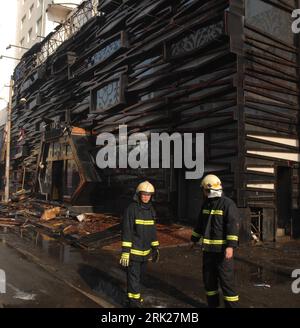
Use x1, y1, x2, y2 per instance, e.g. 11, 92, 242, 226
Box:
203, 239, 227, 245
130, 249, 151, 256
227, 235, 239, 241
192, 231, 201, 238
128, 293, 141, 299
121, 253, 130, 259
122, 241, 132, 247
151, 241, 159, 247
135, 219, 155, 225
202, 210, 224, 215
211, 210, 223, 215
224, 295, 239, 302
206, 290, 219, 296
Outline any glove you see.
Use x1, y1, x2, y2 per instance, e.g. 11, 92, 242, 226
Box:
151, 248, 160, 263
120, 253, 130, 267
190, 237, 203, 250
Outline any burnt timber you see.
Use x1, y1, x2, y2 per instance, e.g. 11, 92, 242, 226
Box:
3, 0, 300, 242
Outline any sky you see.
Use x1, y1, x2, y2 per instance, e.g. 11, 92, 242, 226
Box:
0, 0, 17, 112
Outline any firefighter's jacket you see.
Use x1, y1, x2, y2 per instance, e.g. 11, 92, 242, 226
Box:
122, 200, 159, 262
191, 196, 240, 252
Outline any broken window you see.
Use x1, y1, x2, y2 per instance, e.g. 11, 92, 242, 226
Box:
88, 36, 122, 68
90, 75, 127, 113
165, 21, 224, 59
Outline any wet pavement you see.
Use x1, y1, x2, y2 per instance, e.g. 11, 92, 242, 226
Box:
0, 235, 99, 308
148, 246, 300, 308
0, 226, 300, 308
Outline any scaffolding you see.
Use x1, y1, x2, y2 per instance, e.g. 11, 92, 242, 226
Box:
251, 208, 263, 242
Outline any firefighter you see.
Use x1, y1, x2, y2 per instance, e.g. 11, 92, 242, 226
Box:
191, 174, 240, 308
120, 181, 160, 308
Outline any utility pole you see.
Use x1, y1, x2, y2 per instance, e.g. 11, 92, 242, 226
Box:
4, 78, 13, 203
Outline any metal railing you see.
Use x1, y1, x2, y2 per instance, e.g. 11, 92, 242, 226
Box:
36, 0, 99, 66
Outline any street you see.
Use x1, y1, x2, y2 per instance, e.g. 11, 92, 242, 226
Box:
0, 236, 100, 308
0, 226, 299, 308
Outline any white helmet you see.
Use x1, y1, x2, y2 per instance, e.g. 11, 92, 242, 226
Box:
136, 181, 155, 194
201, 174, 222, 191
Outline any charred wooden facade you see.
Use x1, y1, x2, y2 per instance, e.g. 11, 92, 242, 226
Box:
7, 0, 300, 242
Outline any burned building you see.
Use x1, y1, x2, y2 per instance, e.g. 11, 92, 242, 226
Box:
6, 0, 300, 242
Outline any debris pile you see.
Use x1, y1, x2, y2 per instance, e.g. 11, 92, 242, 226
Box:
0, 199, 193, 251
0, 198, 120, 249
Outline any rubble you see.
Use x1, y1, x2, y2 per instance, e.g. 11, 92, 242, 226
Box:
41, 207, 62, 221
76, 214, 85, 222
63, 225, 79, 235
0, 197, 121, 249
254, 284, 271, 288
0, 218, 23, 227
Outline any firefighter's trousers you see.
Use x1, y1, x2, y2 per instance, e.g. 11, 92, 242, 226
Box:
203, 251, 239, 308
127, 260, 147, 307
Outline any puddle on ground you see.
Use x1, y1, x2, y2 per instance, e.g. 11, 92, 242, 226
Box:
78, 263, 126, 306
270, 258, 300, 268
7, 283, 37, 301
236, 259, 289, 287
0, 226, 84, 265
0, 226, 125, 306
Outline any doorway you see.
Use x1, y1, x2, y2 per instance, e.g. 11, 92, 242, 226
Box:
51, 161, 64, 201
177, 169, 203, 225
276, 166, 292, 236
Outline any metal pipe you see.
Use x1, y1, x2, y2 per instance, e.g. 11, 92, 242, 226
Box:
41, 0, 45, 38
4, 78, 13, 203
6, 44, 29, 51
0, 55, 21, 61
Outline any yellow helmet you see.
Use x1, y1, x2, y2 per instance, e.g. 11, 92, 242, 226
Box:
201, 174, 222, 191
136, 181, 155, 194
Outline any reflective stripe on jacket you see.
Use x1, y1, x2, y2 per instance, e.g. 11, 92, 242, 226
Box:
191, 196, 240, 252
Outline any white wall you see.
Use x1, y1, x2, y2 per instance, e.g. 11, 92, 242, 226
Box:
0, 0, 17, 109
0, 108, 7, 126
16, 0, 53, 57
15, 0, 84, 58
